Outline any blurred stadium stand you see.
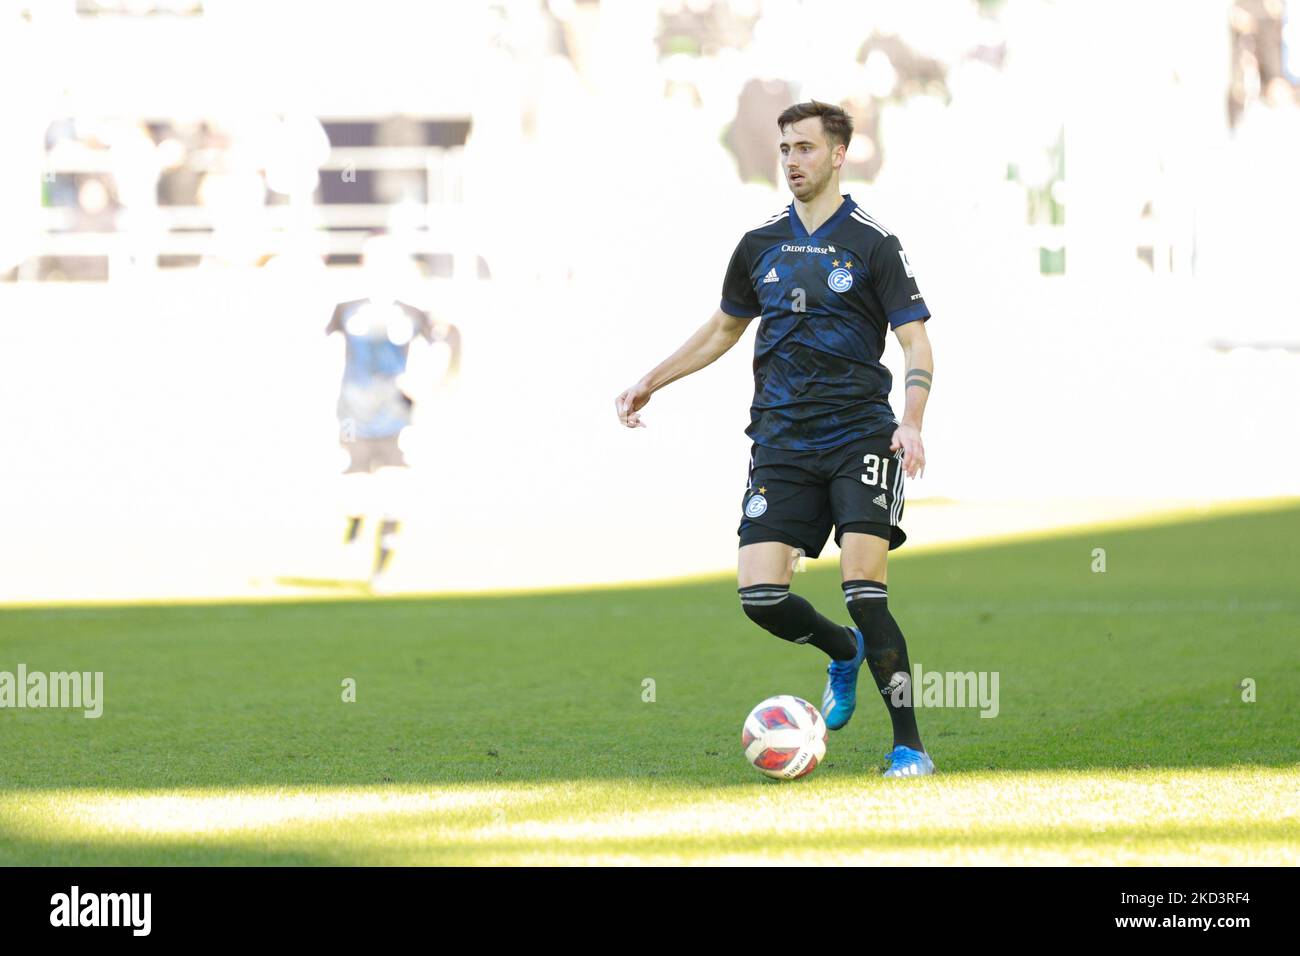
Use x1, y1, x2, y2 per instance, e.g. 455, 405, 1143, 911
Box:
0, 0, 1295, 603
2, 0, 498, 282
29, 115, 486, 277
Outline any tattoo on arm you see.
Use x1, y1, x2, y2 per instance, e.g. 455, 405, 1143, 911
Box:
905, 368, 932, 392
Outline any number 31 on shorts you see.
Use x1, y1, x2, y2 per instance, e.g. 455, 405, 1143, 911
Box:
860, 453, 890, 488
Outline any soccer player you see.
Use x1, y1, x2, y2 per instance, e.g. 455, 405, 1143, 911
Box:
329, 236, 462, 589
614, 101, 935, 777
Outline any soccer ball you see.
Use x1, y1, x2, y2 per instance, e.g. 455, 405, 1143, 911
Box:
741, 695, 827, 780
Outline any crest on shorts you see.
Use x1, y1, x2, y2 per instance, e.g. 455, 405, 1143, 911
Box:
745, 494, 768, 518
827, 267, 853, 293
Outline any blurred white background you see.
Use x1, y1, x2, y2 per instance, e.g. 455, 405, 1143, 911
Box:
0, 0, 1295, 601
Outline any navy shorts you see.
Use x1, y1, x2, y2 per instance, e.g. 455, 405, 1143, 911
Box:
737, 432, 907, 559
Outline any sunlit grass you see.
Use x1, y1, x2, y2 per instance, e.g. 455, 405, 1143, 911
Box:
4, 766, 1296, 865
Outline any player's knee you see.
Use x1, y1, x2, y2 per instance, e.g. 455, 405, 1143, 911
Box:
738, 541, 799, 589
841, 563, 885, 583
838, 528, 889, 581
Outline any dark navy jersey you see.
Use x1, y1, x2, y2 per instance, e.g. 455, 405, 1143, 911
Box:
720, 193, 930, 451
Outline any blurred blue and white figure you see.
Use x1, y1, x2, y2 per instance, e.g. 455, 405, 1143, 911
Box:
328, 234, 462, 588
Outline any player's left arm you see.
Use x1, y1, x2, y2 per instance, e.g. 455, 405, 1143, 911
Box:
867, 233, 932, 479
891, 318, 932, 479
432, 321, 463, 388
398, 308, 463, 404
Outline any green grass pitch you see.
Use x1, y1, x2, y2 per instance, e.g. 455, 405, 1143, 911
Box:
1, 501, 1297, 865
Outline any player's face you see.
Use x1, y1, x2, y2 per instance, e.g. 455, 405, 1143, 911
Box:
779, 118, 841, 201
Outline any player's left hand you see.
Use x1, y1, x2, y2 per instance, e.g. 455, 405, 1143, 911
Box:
890, 424, 925, 479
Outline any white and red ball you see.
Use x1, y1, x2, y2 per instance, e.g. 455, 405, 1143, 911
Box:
741, 695, 827, 780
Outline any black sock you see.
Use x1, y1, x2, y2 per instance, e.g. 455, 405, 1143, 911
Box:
344, 515, 363, 544
842, 579, 924, 751
373, 519, 400, 576
739, 583, 858, 661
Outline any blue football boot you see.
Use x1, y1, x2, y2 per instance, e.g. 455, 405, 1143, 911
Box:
821, 626, 865, 730
882, 745, 936, 778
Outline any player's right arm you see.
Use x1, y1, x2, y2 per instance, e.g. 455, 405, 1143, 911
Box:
614, 308, 752, 428
615, 235, 760, 428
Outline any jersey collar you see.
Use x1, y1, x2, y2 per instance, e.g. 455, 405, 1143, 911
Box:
788, 193, 856, 240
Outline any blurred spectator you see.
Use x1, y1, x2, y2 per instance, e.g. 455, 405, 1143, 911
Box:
655, 0, 756, 57
724, 77, 797, 185
1229, 0, 1298, 127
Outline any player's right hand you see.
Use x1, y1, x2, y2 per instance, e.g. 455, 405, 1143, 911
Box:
614, 382, 651, 428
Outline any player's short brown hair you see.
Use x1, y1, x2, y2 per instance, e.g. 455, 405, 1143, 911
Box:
776, 100, 854, 150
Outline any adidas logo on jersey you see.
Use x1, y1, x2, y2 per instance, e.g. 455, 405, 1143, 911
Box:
762, 268, 779, 284
873, 493, 888, 509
